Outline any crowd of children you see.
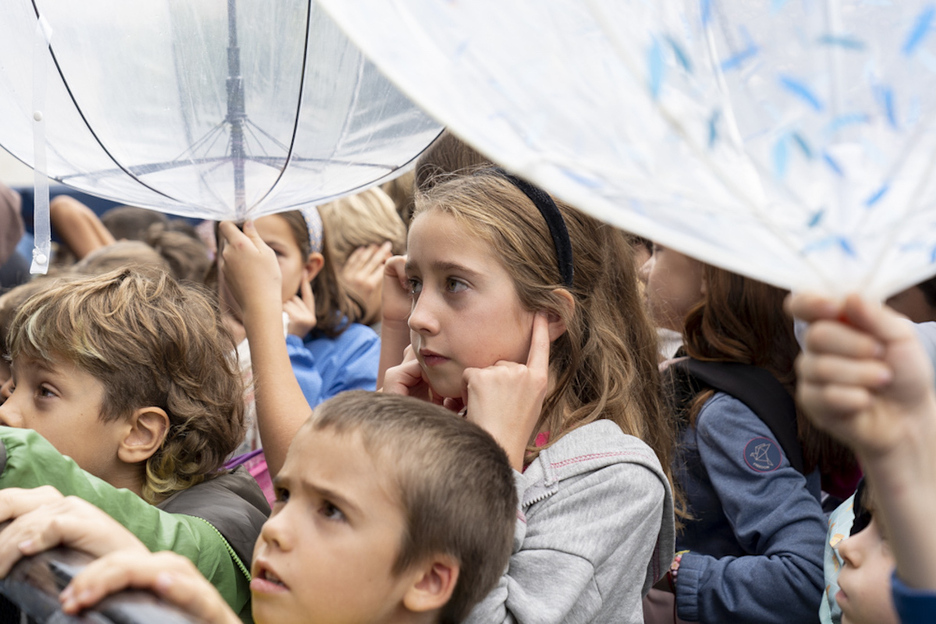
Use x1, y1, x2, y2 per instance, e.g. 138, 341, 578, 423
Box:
0, 130, 935, 624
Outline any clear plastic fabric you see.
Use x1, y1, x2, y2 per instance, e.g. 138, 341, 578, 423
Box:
0, 0, 442, 221
321, 0, 936, 297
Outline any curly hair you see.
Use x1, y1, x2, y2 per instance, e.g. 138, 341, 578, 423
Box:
7, 268, 244, 503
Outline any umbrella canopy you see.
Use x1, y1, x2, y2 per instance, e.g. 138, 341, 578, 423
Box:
0, 0, 442, 222
320, 0, 936, 298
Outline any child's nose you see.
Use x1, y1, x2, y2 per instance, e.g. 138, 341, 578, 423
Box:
259, 507, 293, 552
0, 392, 21, 428
837, 533, 863, 569
407, 291, 440, 335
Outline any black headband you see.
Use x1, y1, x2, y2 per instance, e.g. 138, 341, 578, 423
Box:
495, 168, 574, 287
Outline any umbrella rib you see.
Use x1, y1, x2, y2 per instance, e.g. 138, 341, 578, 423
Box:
244, 0, 314, 212
29, 0, 180, 204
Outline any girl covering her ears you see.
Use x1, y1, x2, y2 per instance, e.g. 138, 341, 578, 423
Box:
217, 209, 380, 495
380, 168, 677, 623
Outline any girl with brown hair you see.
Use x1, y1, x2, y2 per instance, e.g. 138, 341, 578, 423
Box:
654, 260, 846, 623
380, 167, 677, 622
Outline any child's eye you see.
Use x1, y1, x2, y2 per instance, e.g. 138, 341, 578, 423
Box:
274, 487, 290, 505
37, 385, 56, 399
320, 501, 346, 522
407, 278, 422, 296
445, 278, 468, 293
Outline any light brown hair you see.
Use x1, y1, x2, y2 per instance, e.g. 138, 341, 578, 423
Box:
317, 188, 407, 261
7, 268, 245, 503
309, 391, 516, 624
682, 265, 855, 476
412, 169, 676, 488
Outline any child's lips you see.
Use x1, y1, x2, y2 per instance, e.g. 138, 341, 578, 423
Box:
419, 350, 449, 367
251, 561, 289, 593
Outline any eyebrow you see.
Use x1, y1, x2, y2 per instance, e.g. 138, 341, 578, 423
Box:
405, 259, 484, 279
273, 474, 363, 518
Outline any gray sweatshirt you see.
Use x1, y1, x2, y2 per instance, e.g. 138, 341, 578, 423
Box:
465, 419, 676, 623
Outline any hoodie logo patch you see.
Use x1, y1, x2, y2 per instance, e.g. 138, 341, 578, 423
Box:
744, 437, 782, 473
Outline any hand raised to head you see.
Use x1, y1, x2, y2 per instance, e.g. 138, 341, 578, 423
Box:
461, 312, 551, 471
218, 220, 282, 321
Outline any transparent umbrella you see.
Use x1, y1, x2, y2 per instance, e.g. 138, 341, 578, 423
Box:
0, 0, 442, 270
320, 0, 936, 298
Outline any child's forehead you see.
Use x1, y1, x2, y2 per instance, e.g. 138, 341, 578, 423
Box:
285, 426, 404, 507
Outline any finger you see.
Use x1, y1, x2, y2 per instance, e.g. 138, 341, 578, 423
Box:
798, 382, 873, 423
841, 293, 918, 345
401, 345, 419, 362
364, 242, 393, 272
344, 245, 373, 270
0, 486, 63, 523
300, 277, 315, 308
526, 312, 551, 372
218, 220, 248, 247
786, 292, 845, 323
385, 255, 407, 283
62, 552, 234, 622
805, 319, 886, 360
796, 353, 892, 389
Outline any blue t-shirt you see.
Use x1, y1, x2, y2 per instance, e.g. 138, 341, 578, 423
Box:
287, 322, 380, 408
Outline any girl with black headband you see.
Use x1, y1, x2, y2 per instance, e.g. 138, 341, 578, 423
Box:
381, 167, 678, 622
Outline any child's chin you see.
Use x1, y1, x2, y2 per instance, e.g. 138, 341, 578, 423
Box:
424, 377, 461, 402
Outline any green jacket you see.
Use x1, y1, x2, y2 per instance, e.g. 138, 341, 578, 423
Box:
0, 426, 254, 618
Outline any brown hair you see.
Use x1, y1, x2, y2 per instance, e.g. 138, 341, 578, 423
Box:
381, 170, 416, 226
309, 391, 516, 624
412, 169, 676, 488
262, 210, 362, 336
7, 268, 245, 503
415, 130, 491, 198
100, 205, 169, 241
72, 240, 171, 278
682, 265, 855, 475
145, 223, 212, 284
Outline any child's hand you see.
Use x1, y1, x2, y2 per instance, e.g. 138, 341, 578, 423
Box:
0, 487, 148, 578
60, 550, 240, 623
462, 313, 551, 471
381, 346, 442, 404
381, 255, 412, 328
285, 278, 316, 337
790, 293, 936, 461
342, 242, 393, 322
218, 220, 283, 321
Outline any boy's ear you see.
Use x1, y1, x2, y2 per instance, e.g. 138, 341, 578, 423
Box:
402, 556, 460, 615
304, 252, 325, 282
117, 407, 170, 465
546, 288, 575, 342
